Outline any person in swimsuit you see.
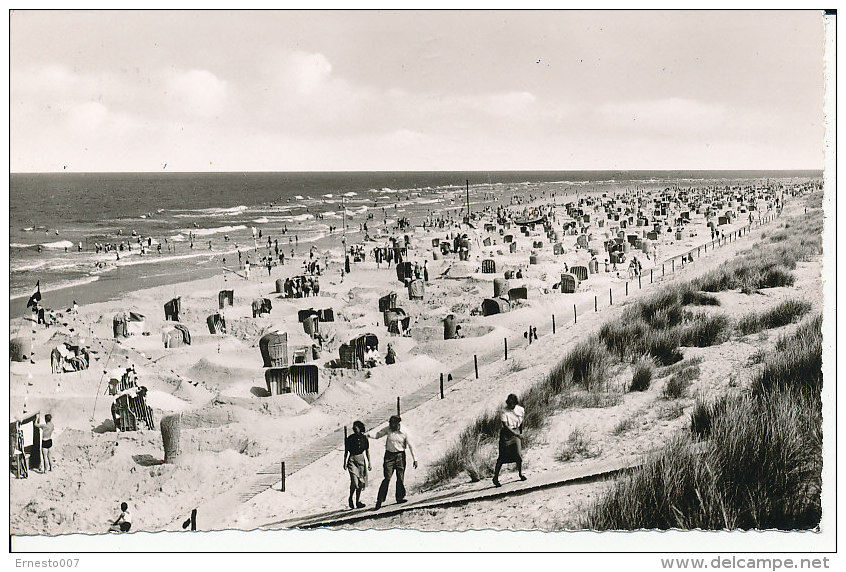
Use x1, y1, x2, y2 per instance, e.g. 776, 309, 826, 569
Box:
34, 413, 54, 473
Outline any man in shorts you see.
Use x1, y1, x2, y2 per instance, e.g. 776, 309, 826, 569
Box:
34, 413, 54, 473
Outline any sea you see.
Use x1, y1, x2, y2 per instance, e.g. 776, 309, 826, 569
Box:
8, 170, 820, 318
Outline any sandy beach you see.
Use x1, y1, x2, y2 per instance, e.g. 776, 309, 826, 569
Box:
9, 179, 819, 536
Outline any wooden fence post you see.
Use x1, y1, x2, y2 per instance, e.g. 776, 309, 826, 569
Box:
552, 315, 556, 334
397, 397, 401, 416
474, 355, 479, 379
440, 373, 444, 399
574, 304, 577, 324
504, 338, 508, 360
281, 462, 286, 492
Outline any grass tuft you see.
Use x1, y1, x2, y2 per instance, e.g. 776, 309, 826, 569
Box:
751, 314, 822, 398
629, 357, 655, 392
555, 428, 601, 462
689, 395, 729, 438
662, 366, 699, 399
736, 299, 813, 336
612, 416, 637, 435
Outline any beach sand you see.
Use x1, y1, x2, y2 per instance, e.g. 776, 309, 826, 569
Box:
9, 180, 817, 535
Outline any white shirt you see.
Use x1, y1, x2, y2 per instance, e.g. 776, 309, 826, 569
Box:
501, 405, 525, 431
372, 427, 411, 453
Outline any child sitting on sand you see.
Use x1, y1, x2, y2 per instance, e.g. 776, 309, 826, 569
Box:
109, 502, 132, 533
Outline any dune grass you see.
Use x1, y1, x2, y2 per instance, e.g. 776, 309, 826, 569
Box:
736, 298, 813, 336
691, 209, 822, 295
629, 357, 655, 392
600, 305, 728, 366
689, 394, 729, 438
555, 428, 601, 462
661, 365, 700, 400
585, 313, 823, 530
752, 314, 822, 397
612, 416, 637, 436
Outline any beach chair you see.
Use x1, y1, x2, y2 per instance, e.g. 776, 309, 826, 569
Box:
164, 297, 181, 321
265, 368, 289, 396
207, 313, 226, 334
218, 290, 234, 309
571, 265, 589, 281
259, 332, 288, 368
560, 273, 578, 293
408, 279, 425, 300
288, 365, 319, 396
481, 297, 510, 317
508, 287, 528, 301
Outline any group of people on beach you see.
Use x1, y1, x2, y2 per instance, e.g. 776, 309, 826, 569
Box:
343, 394, 525, 510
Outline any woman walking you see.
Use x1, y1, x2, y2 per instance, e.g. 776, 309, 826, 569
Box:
343, 421, 371, 509
492, 394, 526, 487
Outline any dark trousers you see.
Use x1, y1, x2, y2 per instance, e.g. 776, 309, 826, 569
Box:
377, 451, 406, 503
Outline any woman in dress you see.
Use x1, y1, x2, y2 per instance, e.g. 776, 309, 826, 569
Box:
492, 394, 526, 487
343, 421, 372, 508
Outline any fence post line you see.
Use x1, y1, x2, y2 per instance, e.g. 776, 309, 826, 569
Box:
504, 338, 508, 360
474, 355, 479, 379
672, 259, 675, 273
650, 269, 653, 283
638, 274, 642, 289
280, 462, 286, 492
552, 315, 556, 334
397, 397, 401, 416
625, 282, 628, 296
609, 288, 613, 305
440, 373, 444, 399
595, 295, 598, 312
662, 264, 665, 277
574, 304, 577, 324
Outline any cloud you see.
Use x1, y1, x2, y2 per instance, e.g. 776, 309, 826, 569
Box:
597, 97, 728, 135
479, 91, 537, 118
66, 101, 109, 131
283, 51, 333, 95
166, 69, 228, 118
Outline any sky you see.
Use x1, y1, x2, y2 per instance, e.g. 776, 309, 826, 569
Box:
8, 10, 827, 172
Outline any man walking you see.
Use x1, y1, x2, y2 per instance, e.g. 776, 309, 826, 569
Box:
369, 415, 417, 510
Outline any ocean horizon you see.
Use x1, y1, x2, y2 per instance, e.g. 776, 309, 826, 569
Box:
9, 169, 821, 317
